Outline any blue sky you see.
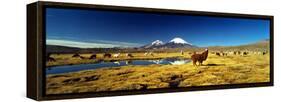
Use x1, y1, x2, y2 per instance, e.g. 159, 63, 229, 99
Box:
46, 8, 270, 48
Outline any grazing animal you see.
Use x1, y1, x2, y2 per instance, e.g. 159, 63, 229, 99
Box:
237, 51, 241, 55
72, 53, 80, 58
191, 49, 209, 66
47, 57, 56, 62
222, 52, 227, 56
79, 56, 86, 59
104, 53, 111, 58
113, 53, 121, 58
72, 53, 85, 59
145, 52, 153, 56
262, 52, 267, 55
46, 53, 56, 62
89, 54, 97, 59
242, 52, 248, 56
149, 52, 154, 56
227, 51, 234, 55
216, 52, 221, 56
144, 52, 148, 56
126, 53, 134, 58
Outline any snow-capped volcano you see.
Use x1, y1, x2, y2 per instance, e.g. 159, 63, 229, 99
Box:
141, 37, 196, 49
151, 40, 164, 45
141, 40, 164, 48
169, 37, 192, 45
163, 37, 194, 48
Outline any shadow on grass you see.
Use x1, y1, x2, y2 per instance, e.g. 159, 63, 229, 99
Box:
203, 63, 226, 66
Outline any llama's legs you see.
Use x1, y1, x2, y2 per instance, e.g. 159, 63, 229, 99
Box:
199, 61, 203, 66
193, 60, 197, 66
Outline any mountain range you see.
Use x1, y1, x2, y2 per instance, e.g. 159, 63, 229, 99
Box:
46, 38, 269, 53
141, 37, 196, 49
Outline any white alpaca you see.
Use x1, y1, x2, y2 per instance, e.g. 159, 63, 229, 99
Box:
126, 53, 133, 57
144, 52, 148, 56
113, 53, 120, 58
149, 52, 154, 56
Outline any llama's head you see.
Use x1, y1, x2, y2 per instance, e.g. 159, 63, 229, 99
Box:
204, 48, 209, 53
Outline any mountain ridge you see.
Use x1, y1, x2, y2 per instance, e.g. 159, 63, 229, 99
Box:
142, 37, 196, 49
46, 39, 269, 53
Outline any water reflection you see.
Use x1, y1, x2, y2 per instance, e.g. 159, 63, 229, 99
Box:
46, 58, 190, 75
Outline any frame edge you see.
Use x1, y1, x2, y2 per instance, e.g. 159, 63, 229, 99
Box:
27, 2, 39, 100
27, 1, 274, 101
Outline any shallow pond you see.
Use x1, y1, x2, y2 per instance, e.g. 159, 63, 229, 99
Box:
46, 57, 191, 75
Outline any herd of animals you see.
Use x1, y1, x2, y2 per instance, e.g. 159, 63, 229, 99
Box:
46, 49, 268, 66
46, 52, 142, 62
212, 51, 267, 56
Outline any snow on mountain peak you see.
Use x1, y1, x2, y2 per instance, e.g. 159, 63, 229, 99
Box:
169, 37, 191, 45
151, 40, 163, 45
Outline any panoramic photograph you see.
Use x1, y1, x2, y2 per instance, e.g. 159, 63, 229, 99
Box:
45, 8, 270, 95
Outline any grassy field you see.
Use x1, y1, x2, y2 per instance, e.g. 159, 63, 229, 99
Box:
46, 52, 270, 95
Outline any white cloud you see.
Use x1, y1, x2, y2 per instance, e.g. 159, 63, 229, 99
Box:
46, 39, 141, 48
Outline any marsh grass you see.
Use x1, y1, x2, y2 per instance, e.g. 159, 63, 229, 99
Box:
46, 53, 270, 95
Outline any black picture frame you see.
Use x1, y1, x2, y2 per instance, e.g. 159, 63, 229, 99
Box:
27, 1, 274, 101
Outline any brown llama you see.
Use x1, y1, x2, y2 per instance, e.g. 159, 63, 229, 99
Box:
79, 56, 86, 59
237, 51, 241, 55
216, 52, 221, 56
89, 54, 97, 59
126, 53, 134, 58
72, 53, 80, 58
104, 53, 111, 58
222, 52, 227, 56
191, 49, 208, 66
46, 53, 56, 62
242, 52, 248, 56
47, 57, 56, 62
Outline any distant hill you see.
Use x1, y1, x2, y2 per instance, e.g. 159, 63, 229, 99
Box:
208, 39, 270, 51
47, 45, 143, 54
47, 39, 270, 54
236, 39, 270, 50
46, 45, 81, 53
